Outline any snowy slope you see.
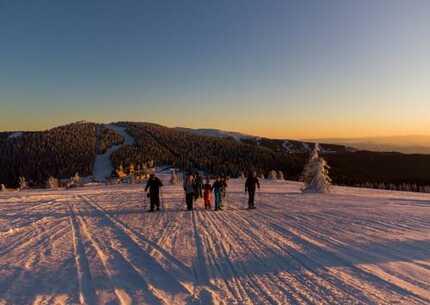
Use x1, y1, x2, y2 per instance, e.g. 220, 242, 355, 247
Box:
176, 127, 256, 141
92, 124, 134, 182
1, 179, 430, 305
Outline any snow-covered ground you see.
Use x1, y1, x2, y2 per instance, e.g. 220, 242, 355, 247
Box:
92, 125, 134, 182
1, 178, 429, 305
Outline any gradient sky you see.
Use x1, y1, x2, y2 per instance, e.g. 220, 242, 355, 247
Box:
1, 0, 429, 139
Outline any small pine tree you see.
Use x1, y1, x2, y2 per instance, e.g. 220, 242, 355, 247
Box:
47, 176, 59, 189
128, 163, 135, 175
170, 169, 178, 185
116, 164, 127, 178
19, 177, 27, 191
147, 160, 155, 172
72, 172, 81, 186
302, 144, 331, 193
268, 170, 277, 180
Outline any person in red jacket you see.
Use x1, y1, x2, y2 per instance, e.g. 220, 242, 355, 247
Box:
203, 177, 213, 209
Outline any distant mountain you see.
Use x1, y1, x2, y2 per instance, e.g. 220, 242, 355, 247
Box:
307, 135, 430, 154
175, 127, 255, 141
2, 121, 430, 188
176, 127, 354, 154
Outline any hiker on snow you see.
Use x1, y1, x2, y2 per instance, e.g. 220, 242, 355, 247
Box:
183, 174, 195, 211
212, 176, 224, 211
145, 173, 163, 212
203, 177, 213, 209
245, 171, 260, 209
193, 172, 203, 200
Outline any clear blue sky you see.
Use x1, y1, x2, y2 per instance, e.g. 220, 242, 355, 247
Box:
1, 0, 429, 138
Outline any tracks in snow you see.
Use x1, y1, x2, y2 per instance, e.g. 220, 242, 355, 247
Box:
68, 195, 194, 305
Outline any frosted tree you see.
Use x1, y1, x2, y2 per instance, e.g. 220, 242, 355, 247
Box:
277, 171, 284, 180
302, 144, 332, 193
1, 184, 6, 192
72, 172, 81, 186
19, 177, 28, 191
170, 169, 178, 185
147, 160, 155, 173
47, 176, 59, 189
268, 170, 278, 180
128, 163, 135, 176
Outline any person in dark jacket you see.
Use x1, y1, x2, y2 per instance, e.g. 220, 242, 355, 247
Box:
193, 172, 203, 200
245, 171, 260, 209
183, 174, 195, 211
145, 173, 163, 212
212, 176, 224, 211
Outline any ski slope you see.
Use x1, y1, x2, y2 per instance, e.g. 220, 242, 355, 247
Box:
1, 178, 429, 305
92, 124, 135, 182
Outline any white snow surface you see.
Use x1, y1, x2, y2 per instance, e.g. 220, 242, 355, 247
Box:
1, 178, 430, 305
92, 125, 134, 182
8, 132, 23, 139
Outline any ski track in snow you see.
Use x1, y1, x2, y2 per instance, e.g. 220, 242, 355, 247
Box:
92, 124, 135, 182
1, 178, 430, 305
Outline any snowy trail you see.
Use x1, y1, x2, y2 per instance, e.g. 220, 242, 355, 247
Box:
1, 179, 430, 304
92, 124, 135, 182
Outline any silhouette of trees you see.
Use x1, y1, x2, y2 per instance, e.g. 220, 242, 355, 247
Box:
0, 123, 97, 187
111, 122, 304, 178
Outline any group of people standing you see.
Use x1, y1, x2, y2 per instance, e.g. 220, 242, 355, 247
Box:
183, 173, 228, 211
144, 171, 261, 212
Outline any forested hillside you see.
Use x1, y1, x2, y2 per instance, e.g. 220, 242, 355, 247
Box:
0, 122, 123, 187
2, 121, 430, 189
111, 122, 305, 178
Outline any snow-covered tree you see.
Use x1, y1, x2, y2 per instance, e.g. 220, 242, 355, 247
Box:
72, 172, 81, 186
128, 163, 135, 175
116, 164, 127, 178
302, 144, 331, 193
18, 177, 27, 191
268, 170, 277, 180
46, 176, 59, 189
277, 171, 284, 180
400, 183, 410, 192
170, 169, 178, 185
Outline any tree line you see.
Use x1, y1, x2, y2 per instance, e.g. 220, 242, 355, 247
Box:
111, 122, 305, 179
0, 122, 123, 187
